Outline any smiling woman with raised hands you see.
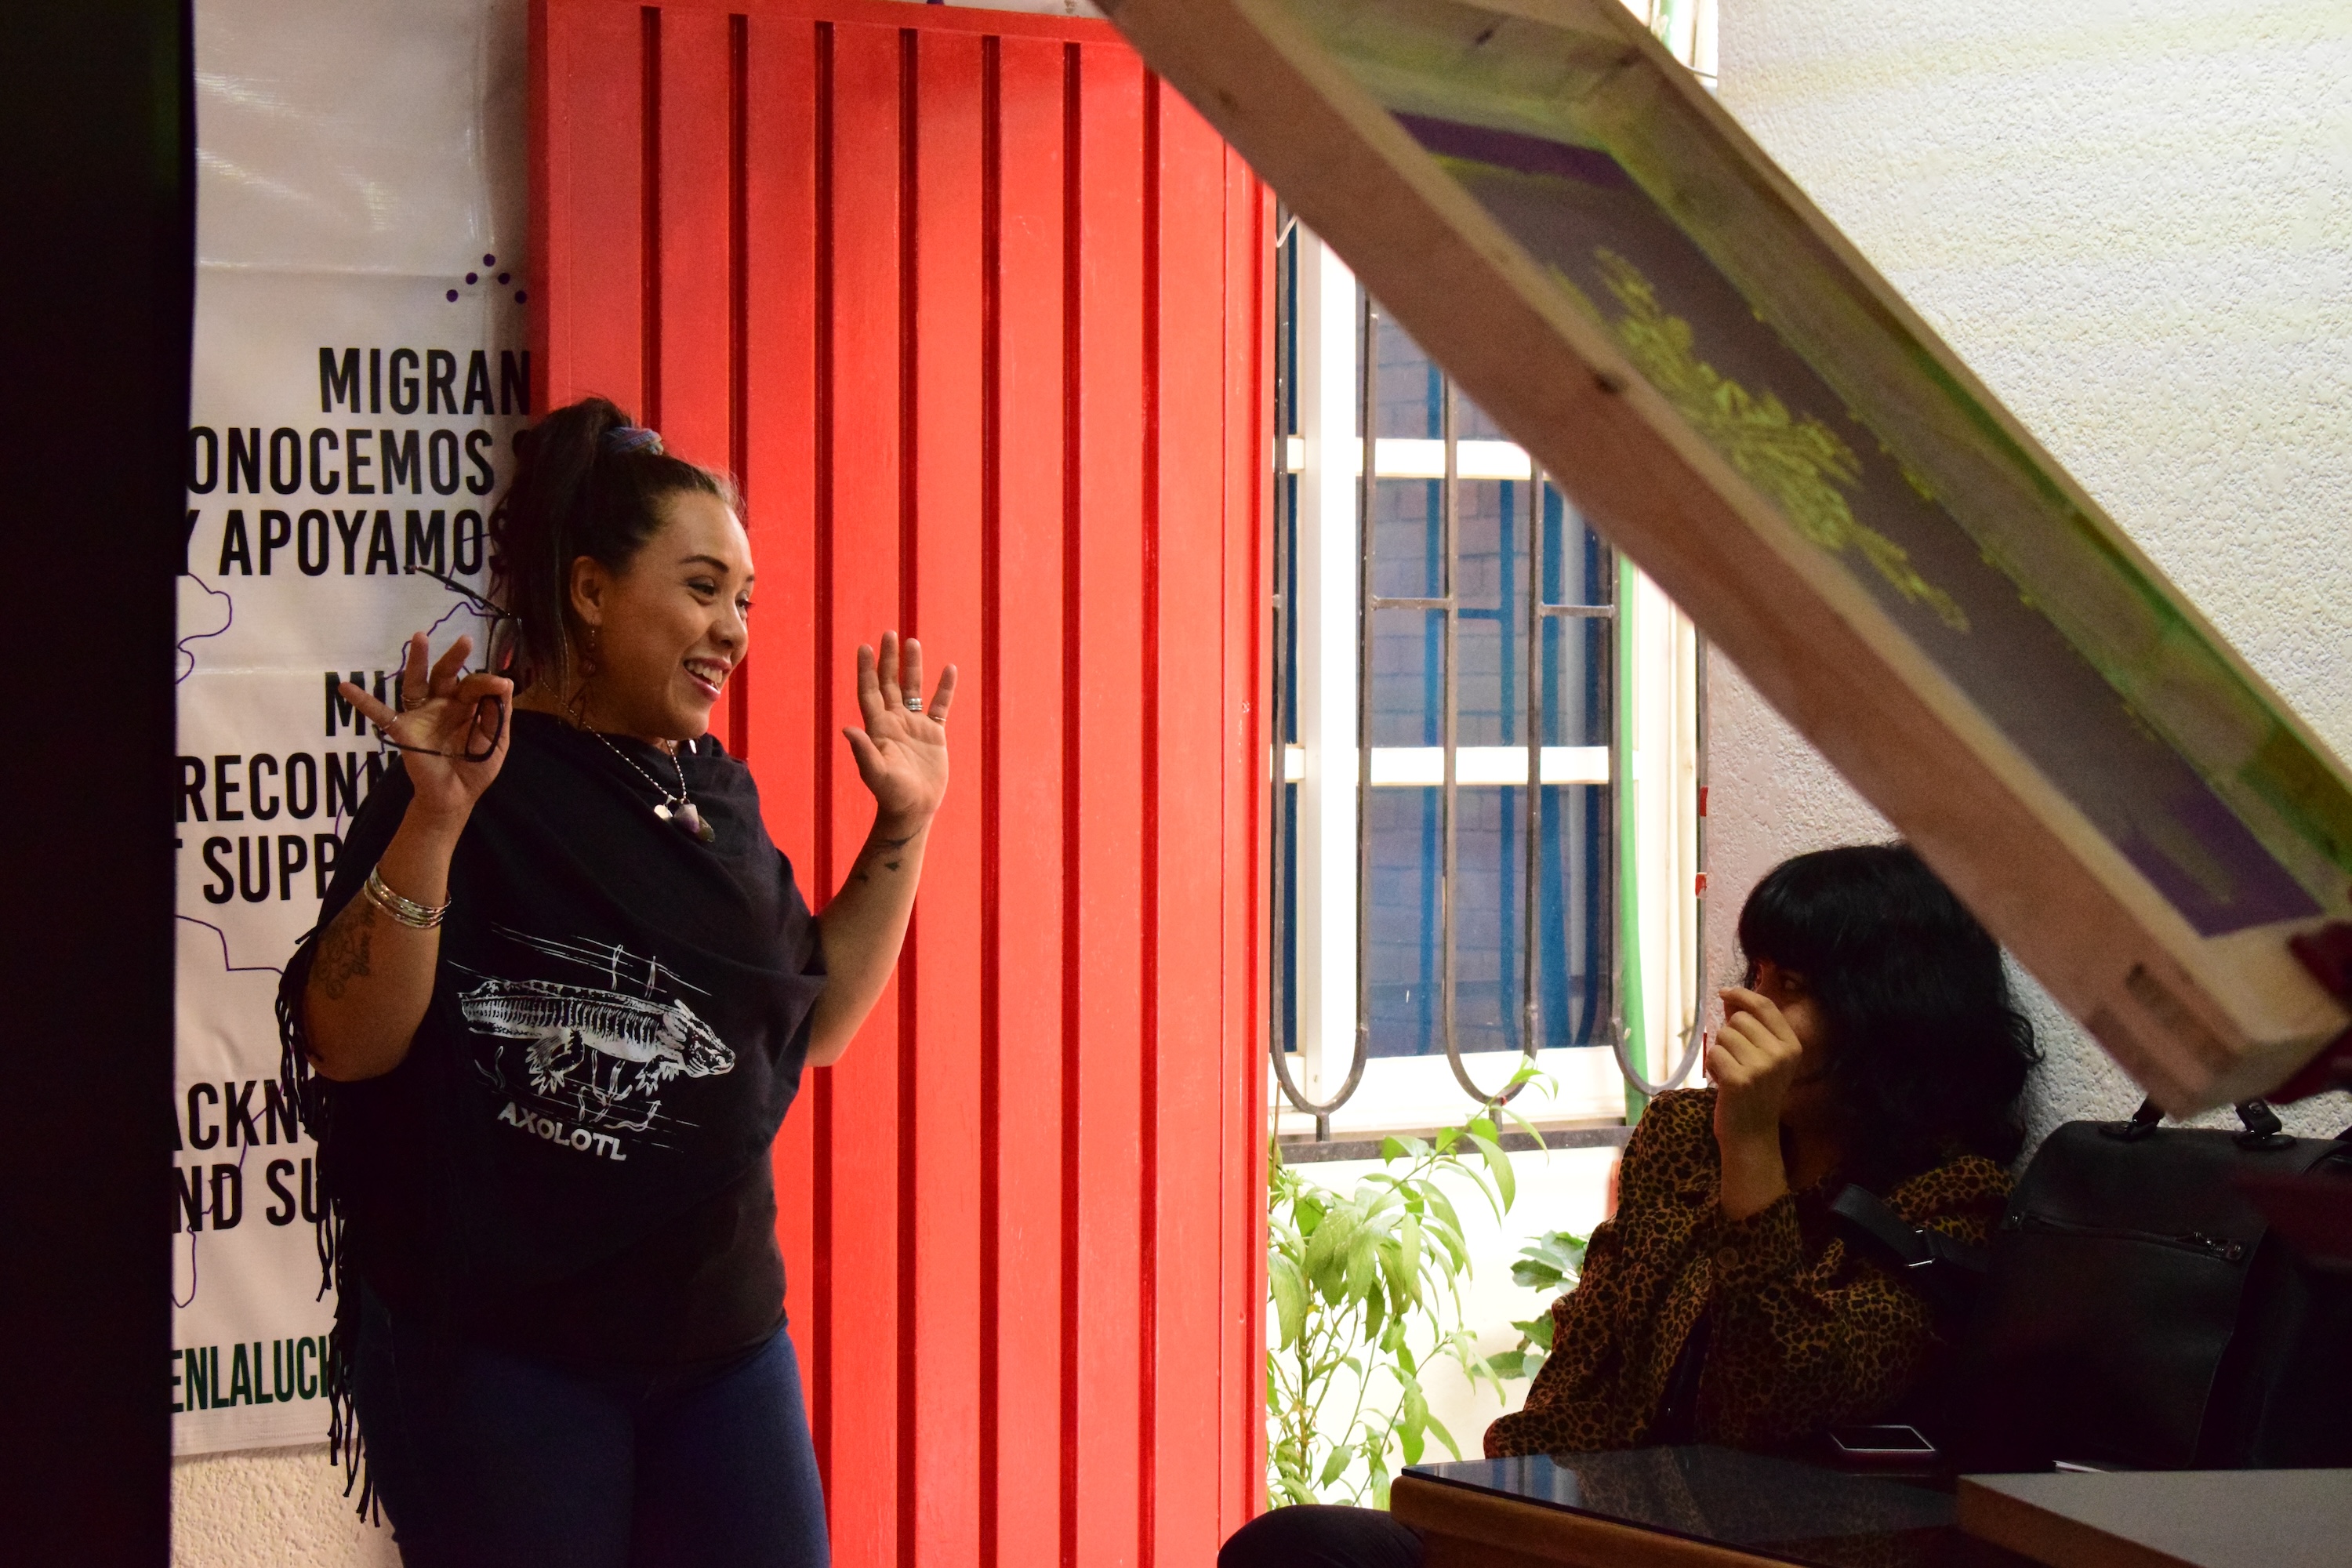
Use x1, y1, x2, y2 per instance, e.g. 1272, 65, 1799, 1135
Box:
281, 394, 949, 1568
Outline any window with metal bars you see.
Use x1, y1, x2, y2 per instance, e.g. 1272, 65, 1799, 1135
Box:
1270, 220, 1708, 1150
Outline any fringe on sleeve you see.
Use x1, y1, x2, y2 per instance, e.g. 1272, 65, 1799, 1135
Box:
276, 931, 377, 1524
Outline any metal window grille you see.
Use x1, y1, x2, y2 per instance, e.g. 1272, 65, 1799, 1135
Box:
1269, 218, 1704, 1145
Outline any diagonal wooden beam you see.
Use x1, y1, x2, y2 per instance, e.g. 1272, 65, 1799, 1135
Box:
1103, 0, 2352, 1111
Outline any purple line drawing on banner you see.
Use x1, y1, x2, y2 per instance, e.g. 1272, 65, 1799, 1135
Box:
176, 574, 234, 683
172, 916, 289, 1309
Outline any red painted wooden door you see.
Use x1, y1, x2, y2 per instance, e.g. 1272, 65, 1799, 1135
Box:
532, 2, 1270, 1562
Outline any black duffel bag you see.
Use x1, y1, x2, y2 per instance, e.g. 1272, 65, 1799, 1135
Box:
1946, 1098, 2352, 1472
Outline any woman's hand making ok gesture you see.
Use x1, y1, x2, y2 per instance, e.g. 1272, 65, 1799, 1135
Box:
340, 631, 513, 827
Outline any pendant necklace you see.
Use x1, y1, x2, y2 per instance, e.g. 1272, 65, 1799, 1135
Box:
590, 729, 714, 844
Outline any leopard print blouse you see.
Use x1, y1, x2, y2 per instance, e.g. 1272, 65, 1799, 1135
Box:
1483, 1087, 2010, 1457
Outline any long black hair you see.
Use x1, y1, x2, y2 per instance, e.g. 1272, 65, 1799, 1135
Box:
486, 394, 735, 689
1736, 844, 2038, 1185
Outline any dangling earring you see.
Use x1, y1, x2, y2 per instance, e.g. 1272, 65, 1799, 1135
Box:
566, 624, 601, 728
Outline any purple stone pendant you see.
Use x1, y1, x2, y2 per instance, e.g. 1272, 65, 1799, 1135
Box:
676, 800, 713, 844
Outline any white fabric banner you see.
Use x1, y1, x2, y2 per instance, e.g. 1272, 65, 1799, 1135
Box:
175, 0, 526, 1456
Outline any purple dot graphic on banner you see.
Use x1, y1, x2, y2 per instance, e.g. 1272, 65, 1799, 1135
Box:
515, 290, 529, 304
447, 289, 459, 302
497, 273, 510, 285
465, 272, 477, 285
484, 253, 496, 267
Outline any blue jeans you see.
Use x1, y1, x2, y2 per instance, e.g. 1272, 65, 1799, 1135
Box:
354, 1287, 828, 1567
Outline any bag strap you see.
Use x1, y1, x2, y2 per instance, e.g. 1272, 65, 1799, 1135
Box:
2106, 1094, 2302, 1150
1829, 1184, 1988, 1326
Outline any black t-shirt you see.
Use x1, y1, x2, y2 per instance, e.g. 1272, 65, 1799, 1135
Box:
285, 711, 826, 1369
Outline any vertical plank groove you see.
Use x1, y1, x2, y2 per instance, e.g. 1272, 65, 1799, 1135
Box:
1058, 42, 1085, 1568
893, 30, 921, 1568
1138, 66, 1163, 1568
976, 37, 1004, 1567
727, 10, 751, 750
808, 14, 837, 1504
640, 4, 662, 423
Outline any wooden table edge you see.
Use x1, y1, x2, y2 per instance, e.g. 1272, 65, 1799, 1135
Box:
1956, 1475, 2198, 1568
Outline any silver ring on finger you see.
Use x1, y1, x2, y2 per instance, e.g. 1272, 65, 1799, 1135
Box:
905, 696, 922, 713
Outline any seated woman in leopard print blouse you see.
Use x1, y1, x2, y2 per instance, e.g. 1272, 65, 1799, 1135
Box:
1223, 844, 2038, 1568
1486, 842, 2036, 1456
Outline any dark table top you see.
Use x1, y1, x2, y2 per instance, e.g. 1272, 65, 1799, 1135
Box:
1404, 1446, 2044, 1568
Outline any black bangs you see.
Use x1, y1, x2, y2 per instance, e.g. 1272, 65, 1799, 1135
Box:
1736, 844, 2039, 1185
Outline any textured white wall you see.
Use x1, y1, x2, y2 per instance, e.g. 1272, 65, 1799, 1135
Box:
1710, 0, 2352, 1142
172, 1447, 397, 1568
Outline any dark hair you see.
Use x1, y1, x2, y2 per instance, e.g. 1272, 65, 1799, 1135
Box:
486, 394, 736, 688
1737, 843, 2038, 1184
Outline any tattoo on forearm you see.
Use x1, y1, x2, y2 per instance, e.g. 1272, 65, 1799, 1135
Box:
849, 829, 917, 884
314, 901, 376, 1001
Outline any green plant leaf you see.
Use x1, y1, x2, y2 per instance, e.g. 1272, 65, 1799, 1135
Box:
1510, 1258, 1564, 1290
1486, 1350, 1526, 1380
1345, 1225, 1381, 1304
1425, 1410, 1462, 1459
1318, 1445, 1352, 1487
1271, 1257, 1307, 1348
1397, 1383, 1428, 1465
1498, 1097, 1549, 1149
1467, 1131, 1515, 1212
1303, 1204, 1358, 1295
1294, 1190, 1327, 1235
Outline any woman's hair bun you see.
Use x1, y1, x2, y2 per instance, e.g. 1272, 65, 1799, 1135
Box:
485, 395, 735, 688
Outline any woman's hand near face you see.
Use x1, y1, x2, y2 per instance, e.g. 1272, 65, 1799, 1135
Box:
842, 631, 954, 832
1711, 986, 1807, 1142
1710, 985, 1809, 1221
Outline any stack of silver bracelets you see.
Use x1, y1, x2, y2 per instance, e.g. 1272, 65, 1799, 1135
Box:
362, 867, 451, 930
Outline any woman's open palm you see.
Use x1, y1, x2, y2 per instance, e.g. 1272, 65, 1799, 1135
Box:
844, 631, 953, 830
342, 631, 513, 822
